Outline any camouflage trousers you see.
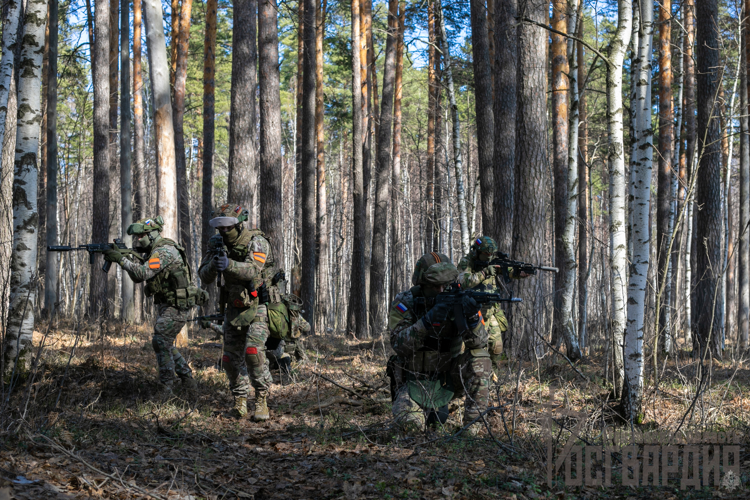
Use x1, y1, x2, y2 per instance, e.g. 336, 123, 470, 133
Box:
484, 304, 508, 367
222, 304, 273, 398
152, 305, 193, 385
392, 351, 491, 431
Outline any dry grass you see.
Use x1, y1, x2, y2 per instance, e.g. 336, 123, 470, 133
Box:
0, 323, 749, 499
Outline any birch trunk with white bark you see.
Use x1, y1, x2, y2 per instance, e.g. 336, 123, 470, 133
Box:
607, 0, 632, 396
0, 0, 23, 179
622, 0, 653, 422
3, 0, 47, 379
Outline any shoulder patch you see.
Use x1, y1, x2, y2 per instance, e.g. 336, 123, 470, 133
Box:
148, 256, 161, 269
396, 303, 408, 313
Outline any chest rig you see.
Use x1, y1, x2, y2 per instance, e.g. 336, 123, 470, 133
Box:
144, 238, 194, 308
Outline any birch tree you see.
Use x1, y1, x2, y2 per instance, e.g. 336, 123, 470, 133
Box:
0, 0, 23, 179
2, 0, 48, 378
622, 0, 653, 421
606, 0, 632, 395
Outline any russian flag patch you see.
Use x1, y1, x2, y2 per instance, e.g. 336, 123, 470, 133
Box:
396, 303, 408, 313
475, 238, 482, 246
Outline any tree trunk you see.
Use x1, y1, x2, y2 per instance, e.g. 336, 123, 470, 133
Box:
259, 0, 284, 265
349, 0, 367, 338
143, 0, 178, 241
511, 0, 550, 359
369, 0, 398, 337
694, 0, 723, 358
390, 0, 405, 300
622, 0, 653, 422
315, 0, 327, 331
133, 0, 145, 323
606, 0, 632, 395
227, 0, 257, 210
173, 0, 193, 263
559, 0, 581, 362
681, 0, 696, 340
493, 0, 515, 249
3, 0, 47, 377
45, 0, 59, 318
301, 0, 317, 335
426, 0, 437, 248
120, 0, 134, 322
551, 0, 568, 353
90, 0, 111, 319
170, 0, 179, 87
294, 0, 304, 271
0, 0, 23, 177
655, 0, 673, 355
471, 0, 494, 235
741, 0, 750, 349
576, 14, 588, 351
108, 0, 119, 318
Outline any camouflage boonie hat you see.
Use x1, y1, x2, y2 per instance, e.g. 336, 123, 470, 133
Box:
411, 252, 456, 286
127, 216, 164, 235
471, 236, 498, 254
210, 203, 249, 228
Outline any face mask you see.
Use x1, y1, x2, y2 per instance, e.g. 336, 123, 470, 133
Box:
221, 227, 240, 245
478, 252, 491, 262
134, 235, 151, 251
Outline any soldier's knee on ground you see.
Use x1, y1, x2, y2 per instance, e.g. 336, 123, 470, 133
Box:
392, 385, 426, 432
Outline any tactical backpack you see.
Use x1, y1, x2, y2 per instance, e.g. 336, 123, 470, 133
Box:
267, 294, 310, 341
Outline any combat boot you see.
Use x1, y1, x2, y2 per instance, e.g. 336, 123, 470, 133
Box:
278, 354, 293, 386
231, 397, 248, 419
253, 390, 270, 421
180, 376, 197, 393
156, 382, 174, 398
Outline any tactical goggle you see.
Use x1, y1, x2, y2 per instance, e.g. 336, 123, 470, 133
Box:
127, 221, 155, 235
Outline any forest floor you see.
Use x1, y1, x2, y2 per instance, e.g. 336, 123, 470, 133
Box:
1, 321, 750, 499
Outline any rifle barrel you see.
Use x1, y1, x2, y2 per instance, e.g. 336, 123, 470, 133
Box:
538, 266, 558, 273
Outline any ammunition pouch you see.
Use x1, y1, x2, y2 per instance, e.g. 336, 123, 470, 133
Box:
404, 350, 454, 376
226, 284, 257, 309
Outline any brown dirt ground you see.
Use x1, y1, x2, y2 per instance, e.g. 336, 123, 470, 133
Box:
1, 322, 749, 499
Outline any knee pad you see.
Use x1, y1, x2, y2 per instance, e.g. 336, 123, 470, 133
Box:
245, 346, 265, 367
222, 353, 232, 366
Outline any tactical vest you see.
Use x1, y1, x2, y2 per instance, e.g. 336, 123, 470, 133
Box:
407, 286, 464, 374
145, 237, 205, 309
225, 228, 277, 290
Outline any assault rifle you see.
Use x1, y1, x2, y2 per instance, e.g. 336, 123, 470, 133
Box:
474, 251, 558, 283
207, 238, 228, 315
418, 284, 522, 334
190, 313, 224, 324
48, 239, 142, 273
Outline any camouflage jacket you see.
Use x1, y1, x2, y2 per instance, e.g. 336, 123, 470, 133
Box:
198, 228, 276, 326
121, 237, 191, 307
389, 286, 488, 364
457, 253, 521, 292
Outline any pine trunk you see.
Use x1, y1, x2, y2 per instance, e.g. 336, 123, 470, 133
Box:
143, 0, 178, 241
694, 0, 723, 358
173, 0, 193, 262
349, 0, 367, 338
741, 0, 750, 349
492, 0, 515, 248
90, 0, 111, 319
315, 0, 327, 331
3, 0, 47, 377
227, 0, 258, 209
369, 0, 398, 336
512, 0, 550, 359
471, 0, 493, 234
259, 0, 284, 265
576, 14, 588, 350
133, 0, 145, 323
426, 0, 436, 249
390, 0, 405, 300
121, 0, 134, 322
301, 0, 317, 334
606, 0, 632, 394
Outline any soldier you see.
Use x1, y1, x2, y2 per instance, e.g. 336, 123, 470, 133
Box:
388, 252, 491, 435
103, 216, 204, 395
198, 204, 280, 421
457, 236, 528, 371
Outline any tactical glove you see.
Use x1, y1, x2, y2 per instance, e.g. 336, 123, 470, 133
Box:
422, 300, 452, 329
214, 254, 230, 271
484, 265, 498, 277
461, 295, 481, 329
103, 248, 123, 264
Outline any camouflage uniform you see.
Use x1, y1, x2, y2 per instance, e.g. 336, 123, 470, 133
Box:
457, 236, 518, 369
198, 224, 276, 402
388, 253, 491, 432
115, 225, 197, 388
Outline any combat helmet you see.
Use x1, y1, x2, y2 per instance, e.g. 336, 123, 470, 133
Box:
209, 203, 249, 228
127, 216, 164, 236
411, 252, 458, 287
470, 236, 498, 255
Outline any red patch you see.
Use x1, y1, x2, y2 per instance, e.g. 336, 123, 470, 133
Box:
222, 355, 230, 363
246, 347, 258, 355
251, 290, 258, 298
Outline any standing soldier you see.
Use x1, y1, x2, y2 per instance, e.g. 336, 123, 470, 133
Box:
198, 204, 279, 421
103, 216, 205, 395
457, 236, 529, 371
387, 252, 491, 435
